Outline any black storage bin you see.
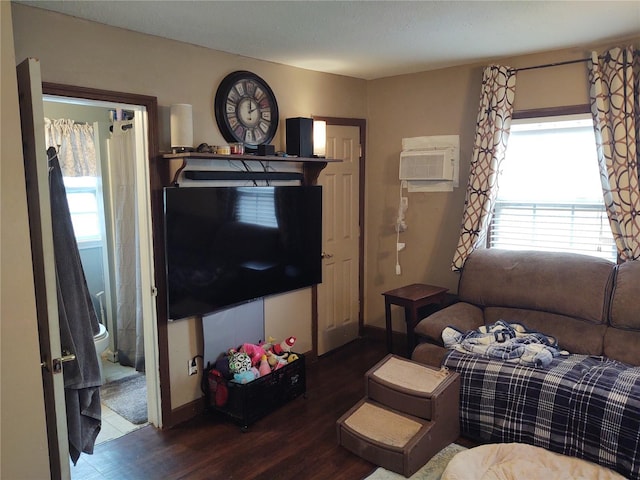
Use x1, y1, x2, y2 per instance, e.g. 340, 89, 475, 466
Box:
209, 353, 306, 430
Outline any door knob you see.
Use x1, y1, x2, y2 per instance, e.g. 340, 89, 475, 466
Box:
321, 252, 334, 259
42, 350, 77, 374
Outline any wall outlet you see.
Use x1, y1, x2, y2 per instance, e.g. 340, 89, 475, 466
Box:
188, 360, 198, 376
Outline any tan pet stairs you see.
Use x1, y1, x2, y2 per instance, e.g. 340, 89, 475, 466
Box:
336, 354, 460, 478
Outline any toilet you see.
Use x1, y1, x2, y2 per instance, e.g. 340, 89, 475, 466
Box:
93, 323, 110, 382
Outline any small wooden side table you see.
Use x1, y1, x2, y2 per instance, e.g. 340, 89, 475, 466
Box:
382, 283, 449, 357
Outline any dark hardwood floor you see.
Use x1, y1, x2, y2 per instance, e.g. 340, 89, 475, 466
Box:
72, 337, 464, 480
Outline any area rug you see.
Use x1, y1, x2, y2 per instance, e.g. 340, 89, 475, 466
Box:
100, 373, 148, 425
365, 443, 467, 480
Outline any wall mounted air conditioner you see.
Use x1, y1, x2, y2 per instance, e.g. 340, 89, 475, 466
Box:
399, 149, 454, 181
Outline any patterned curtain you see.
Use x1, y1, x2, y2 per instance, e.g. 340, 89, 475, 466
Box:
451, 65, 517, 271
588, 46, 640, 262
44, 118, 98, 177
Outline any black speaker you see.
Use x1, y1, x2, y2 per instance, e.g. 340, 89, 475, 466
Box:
257, 144, 275, 156
286, 117, 313, 157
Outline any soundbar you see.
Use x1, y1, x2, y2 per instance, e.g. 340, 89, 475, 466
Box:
184, 170, 304, 181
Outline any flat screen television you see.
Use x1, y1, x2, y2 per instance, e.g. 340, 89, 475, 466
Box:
164, 185, 322, 320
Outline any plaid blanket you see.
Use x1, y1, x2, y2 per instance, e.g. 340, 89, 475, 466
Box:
443, 350, 640, 479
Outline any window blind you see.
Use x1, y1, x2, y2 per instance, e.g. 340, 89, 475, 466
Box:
490, 200, 616, 261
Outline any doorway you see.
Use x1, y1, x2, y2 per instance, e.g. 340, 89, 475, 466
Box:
40, 82, 164, 437
41, 86, 164, 452
42, 97, 153, 446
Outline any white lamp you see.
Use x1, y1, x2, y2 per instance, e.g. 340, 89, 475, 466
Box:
170, 104, 193, 153
313, 120, 326, 157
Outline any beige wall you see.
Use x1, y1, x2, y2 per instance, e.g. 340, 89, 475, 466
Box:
7, 4, 640, 462
1, 3, 51, 479
364, 37, 640, 335
11, 4, 366, 154
11, 3, 368, 410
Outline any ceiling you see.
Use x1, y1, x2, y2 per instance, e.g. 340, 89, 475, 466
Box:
16, 1, 640, 80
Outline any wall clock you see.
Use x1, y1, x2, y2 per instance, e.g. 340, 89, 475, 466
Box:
214, 70, 279, 152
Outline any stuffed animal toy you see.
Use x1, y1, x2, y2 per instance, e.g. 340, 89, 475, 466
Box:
266, 350, 281, 368
258, 354, 271, 377
208, 368, 228, 407
272, 336, 296, 355
287, 353, 299, 363
267, 350, 288, 370
240, 343, 267, 366
214, 353, 232, 380
232, 369, 257, 384
259, 336, 277, 353
228, 351, 252, 374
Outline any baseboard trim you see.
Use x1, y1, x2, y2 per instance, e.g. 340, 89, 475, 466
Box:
362, 325, 389, 341
167, 397, 205, 428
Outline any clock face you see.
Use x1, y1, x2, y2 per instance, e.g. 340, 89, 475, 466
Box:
214, 71, 279, 151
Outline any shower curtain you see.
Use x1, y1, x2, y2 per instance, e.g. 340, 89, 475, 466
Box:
108, 120, 145, 371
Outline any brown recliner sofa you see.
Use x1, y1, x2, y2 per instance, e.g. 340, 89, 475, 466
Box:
412, 248, 639, 368
410, 248, 640, 480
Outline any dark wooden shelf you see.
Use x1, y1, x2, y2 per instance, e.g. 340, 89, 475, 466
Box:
163, 152, 337, 163
162, 152, 339, 186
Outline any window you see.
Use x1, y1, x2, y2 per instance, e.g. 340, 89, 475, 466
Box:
63, 176, 101, 244
489, 113, 616, 262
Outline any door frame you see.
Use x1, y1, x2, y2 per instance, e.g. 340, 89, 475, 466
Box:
311, 116, 366, 359
41, 82, 171, 427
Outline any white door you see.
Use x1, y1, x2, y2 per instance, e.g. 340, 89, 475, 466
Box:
317, 125, 361, 355
18, 58, 70, 480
